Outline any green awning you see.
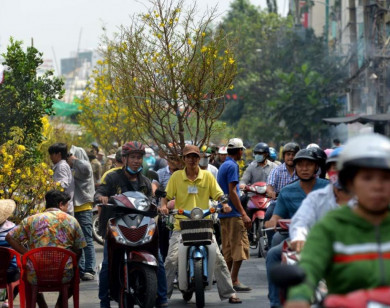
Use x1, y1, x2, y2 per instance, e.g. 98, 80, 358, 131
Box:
52, 99, 81, 117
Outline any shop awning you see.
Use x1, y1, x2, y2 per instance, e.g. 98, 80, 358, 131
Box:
52, 99, 81, 117
322, 115, 361, 125
359, 114, 390, 124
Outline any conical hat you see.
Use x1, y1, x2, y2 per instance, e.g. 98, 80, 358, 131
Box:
0, 199, 16, 225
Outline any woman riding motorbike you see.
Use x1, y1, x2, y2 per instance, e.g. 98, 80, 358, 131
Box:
284, 133, 390, 308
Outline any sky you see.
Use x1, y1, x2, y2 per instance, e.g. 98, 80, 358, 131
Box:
0, 0, 288, 74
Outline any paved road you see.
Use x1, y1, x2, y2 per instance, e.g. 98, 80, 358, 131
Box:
12, 243, 270, 308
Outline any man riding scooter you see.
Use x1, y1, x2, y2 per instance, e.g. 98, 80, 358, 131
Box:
160, 144, 242, 304
264, 149, 328, 308
95, 141, 168, 308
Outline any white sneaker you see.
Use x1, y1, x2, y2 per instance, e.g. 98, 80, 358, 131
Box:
2, 300, 9, 308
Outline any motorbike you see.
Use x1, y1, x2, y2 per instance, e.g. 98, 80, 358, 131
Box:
92, 205, 104, 245
241, 181, 272, 258
270, 264, 390, 308
98, 191, 159, 308
170, 203, 223, 308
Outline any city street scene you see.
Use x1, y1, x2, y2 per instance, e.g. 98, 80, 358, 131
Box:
1, 0, 390, 308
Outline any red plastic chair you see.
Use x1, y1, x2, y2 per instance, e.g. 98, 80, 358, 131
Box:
0, 247, 24, 308
21, 247, 79, 308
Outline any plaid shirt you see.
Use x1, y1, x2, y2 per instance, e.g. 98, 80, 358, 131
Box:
156, 166, 174, 190
266, 162, 298, 194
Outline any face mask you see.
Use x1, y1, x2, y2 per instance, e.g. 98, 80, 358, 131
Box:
255, 154, 265, 163
199, 157, 209, 167
126, 166, 143, 175
327, 170, 342, 189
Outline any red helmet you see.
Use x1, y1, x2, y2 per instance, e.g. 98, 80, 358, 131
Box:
122, 141, 146, 156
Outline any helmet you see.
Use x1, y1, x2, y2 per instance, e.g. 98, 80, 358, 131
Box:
338, 134, 390, 186
282, 142, 300, 155
253, 142, 269, 154
269, 147, 277, 161
122, 141, 146, 156
326, 147, 343, 166
218, 146, 227, 154
306, 143, 320, 149
145, 147, 155, 156
293, 148, 319, 165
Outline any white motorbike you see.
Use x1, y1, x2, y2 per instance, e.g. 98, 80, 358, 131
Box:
170, 203, 223, 308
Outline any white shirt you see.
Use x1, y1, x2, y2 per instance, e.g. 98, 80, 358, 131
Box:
207, 164, 218, 179
289, 184, 339, 242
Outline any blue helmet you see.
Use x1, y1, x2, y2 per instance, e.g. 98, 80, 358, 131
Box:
269, 147, 277, 161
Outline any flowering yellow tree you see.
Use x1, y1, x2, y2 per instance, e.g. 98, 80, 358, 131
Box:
76, 60, 138, 152
0, 127, 59, 223
98, 0, 237, 157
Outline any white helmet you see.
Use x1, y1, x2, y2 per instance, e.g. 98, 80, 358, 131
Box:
218, 146, 228, 154
306, 143, 319, 149
338, 134, 390, 185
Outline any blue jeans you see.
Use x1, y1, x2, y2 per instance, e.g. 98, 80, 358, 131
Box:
99, 243, 167, 308
75, 210, 96, 274
266, 241, 284, 307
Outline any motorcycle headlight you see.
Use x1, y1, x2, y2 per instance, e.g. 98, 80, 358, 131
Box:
255, 185, 266, 194
134, 198, 150, 211
190, 207, 204, 220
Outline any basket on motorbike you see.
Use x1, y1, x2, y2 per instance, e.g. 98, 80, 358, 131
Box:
180, 219, 214, 246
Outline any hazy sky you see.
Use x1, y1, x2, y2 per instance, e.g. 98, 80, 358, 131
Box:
0, 0, 288, 73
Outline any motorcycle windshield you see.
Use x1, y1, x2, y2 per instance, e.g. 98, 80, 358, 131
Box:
112, 191, 157, 215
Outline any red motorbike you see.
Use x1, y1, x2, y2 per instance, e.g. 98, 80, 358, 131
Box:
242, 181, 272, 258
100, 191, 159, 308
270, 265, 390, 308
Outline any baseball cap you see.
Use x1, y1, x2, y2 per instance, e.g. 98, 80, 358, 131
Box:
227, 138, 246, 150
218, 146, 228, 154
183, 145, 200, 157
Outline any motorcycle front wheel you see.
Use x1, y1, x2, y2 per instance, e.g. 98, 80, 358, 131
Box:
92, 212, 104, 245
129, 264, 157, 308
257, 221, 268, 258
194, 258, 205, 308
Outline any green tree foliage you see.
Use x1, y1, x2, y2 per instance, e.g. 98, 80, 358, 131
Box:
0, 38, 64, 148
219, 0, 347, 145
98, 0, 237, 158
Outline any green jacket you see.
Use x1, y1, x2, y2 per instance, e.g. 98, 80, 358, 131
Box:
288, 205, 390, 302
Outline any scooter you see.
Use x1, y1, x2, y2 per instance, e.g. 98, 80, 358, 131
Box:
92, 205, 104, 245
99, 191, 159, 308
170, 203, 223, 308
241, 181, 272, 258
270, 265, 390, 308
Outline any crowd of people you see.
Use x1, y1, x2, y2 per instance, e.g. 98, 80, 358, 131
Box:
1, 133, 390, 308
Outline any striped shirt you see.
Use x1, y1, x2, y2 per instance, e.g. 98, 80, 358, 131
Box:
266, 162, 298, 194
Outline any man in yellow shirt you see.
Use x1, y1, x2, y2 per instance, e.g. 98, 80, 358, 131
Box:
160, 145, 241, 304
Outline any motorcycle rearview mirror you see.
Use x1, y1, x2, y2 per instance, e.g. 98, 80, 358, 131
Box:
155, 189, 167, 198
269, 265, 306, 288
219, 194, 229, 204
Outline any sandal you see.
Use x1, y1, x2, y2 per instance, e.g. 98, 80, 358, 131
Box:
229, 297, 242, 304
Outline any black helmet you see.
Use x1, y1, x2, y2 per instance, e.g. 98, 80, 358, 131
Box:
253, 142, 269, 154
282, 142, 300, 155
293, 148, 319, 165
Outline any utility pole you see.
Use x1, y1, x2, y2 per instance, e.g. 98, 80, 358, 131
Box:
348, 0, 360, 113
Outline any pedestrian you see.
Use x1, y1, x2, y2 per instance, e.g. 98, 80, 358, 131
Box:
95, 141, 168, 308
153, 149, 182, 261
48, 142, 74, 215
67, 145, 96, 281
87, 149, 102, 188
217, 138, 252, 292
160, 144, 242, 304
0, 199, 18, 308
6, 190, 86, 308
